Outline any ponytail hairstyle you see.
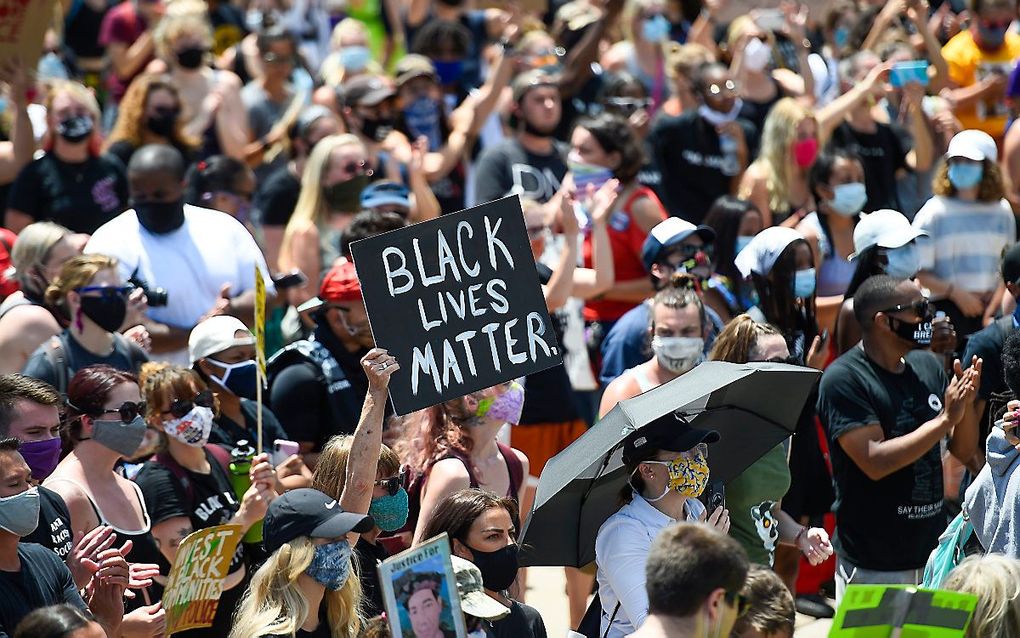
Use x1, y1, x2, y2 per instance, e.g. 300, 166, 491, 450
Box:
708, 314, 784, 363
183, 156, 252, 208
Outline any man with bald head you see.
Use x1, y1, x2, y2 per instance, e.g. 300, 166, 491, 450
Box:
85, 144, 275, 365
817, 274, 981, 601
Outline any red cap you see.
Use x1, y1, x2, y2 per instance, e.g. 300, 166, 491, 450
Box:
319, 260, 362, 303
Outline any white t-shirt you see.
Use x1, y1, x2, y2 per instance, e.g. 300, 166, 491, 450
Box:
85, 204, 275, 365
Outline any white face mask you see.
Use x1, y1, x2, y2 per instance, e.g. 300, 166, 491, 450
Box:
651, 335, 704, 374
163, 405, 214, 447
743, 38, 771, 72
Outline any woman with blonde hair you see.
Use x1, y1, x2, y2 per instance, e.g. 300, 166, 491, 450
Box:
317, 19, 383, 89
943, 554, 1020, 638
104, 73, 198, 166
22, 254, 148, 392
739, 97, 819, 226
6, 81, 128, 234
230, 348, 397, 638
153, 1, 249, 161
278, 134, 371, 305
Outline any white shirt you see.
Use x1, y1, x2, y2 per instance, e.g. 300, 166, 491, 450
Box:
595, 491, 706, 638
85, 204, 275, 365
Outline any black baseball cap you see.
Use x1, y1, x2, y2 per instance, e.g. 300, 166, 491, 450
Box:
1002, 243, 1020, 285
341, 75, 396, 107
264, 488, 374, 553
622, 414, 720, 465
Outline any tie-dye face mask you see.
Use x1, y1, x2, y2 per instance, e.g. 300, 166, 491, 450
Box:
474, 381, 525, 425
638, 443, 710, 501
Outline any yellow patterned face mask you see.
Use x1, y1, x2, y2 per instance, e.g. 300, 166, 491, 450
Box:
640, 444, 710, 501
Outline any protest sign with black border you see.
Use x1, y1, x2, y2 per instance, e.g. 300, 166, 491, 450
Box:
351, 195, 562, 414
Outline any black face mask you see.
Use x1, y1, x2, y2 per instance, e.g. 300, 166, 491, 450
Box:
146, 108, 179, 137
467, 542, 519, 592
133, 198, 186, 234
322, 174, 370, 212
57, 115, 94, 144
360, 116, 395, 143
889, 315, 932, 349
175, 47, 206, 70
79, 295, 128, 333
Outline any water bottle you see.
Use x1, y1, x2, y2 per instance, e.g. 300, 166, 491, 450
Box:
229, 440, 263, 543
719, 133, 740, 177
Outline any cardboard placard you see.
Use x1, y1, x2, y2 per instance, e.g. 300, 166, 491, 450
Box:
830, 585, 977, 637
378, 533, 467, 638
162, 524, 243, 636
0, 0, 56, 71
351, 196, 562, 414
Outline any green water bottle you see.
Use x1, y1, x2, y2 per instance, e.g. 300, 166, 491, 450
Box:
229, 440, 263, 543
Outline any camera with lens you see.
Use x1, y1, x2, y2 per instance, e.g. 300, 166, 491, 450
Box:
129, 275, 169, 307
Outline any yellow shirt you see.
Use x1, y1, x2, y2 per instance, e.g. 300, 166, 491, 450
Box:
942, 30, 1020, 138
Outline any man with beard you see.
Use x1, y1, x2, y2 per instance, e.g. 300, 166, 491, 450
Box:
473, 70, 567, 206
84, 144, 275, 366
817, 275, 981, 601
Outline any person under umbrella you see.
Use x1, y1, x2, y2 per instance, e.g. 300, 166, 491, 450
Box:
594, 416, 728, 638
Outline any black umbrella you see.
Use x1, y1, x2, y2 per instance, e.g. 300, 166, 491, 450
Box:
518, 361, 820, 568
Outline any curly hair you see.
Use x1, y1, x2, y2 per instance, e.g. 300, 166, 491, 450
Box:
399, 398, 478, 478
931, 157, 1006, 202
943, 554, 1020, 638
105, 74, 198, 153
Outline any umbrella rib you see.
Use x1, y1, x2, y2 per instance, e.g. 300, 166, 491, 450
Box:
678, 405, 794, 432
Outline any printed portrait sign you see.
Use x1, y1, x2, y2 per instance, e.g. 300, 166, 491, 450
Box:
830, 585, 977, 637
378, 533, 467, 638
351, 196, 562, 414
162, 524, 243, 635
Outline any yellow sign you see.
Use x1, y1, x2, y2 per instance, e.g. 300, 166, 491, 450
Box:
163, 525, 242, 636
254, 266, 267, 380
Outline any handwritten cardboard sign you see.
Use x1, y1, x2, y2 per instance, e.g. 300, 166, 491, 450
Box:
162, 524, 242, 636
351, 196, 562, 414
378, 533, 467, 638
0, 0, 56, 71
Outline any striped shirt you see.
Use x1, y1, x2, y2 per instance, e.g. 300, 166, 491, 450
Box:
912, 196, 1016, 293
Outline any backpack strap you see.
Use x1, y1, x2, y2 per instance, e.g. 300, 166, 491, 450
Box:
42, 335, 69, 395
154, 452, 197, 508
114, 333, 149, 373
995, 315, 1014, 342
206, 444, 232, 474
498, 442, 524, 500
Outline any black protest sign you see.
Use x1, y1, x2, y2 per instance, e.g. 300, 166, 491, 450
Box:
351, 196, 562, 414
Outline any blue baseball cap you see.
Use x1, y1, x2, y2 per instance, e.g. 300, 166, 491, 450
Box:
360, 180, 410, 211
641, 218, 716, 272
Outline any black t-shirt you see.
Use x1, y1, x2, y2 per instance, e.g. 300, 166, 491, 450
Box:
520, 262, 578, 425
211, 398, 289, 456
7, 153, 128, 234
828, 121, 909, 213
354, 536, 389, 617
962, 317, 1014, 439
22, 331, 148, 393
22, 487, 73, 561
0, 543, 86, 638
817, 347, 948, 570
650, 110, 757, 224
473, 139, 567, 205
255, 166, 302, 227
489, 600, 547, 638
64, 0, 112, 60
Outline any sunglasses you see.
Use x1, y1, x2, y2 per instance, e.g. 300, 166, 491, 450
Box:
725, 590, 751, 617
374, 467, 408, 496
75, 285, 135, 298
163, 390, 214, 419
337, 160, 368, 176
880, 298, 931, 319
708, 80, 738, 95
604, 97, 652, 115
101, 401, 146, 423
262, 52, 294, 64
981, 19, 1011, 30
764, 355, 799, 365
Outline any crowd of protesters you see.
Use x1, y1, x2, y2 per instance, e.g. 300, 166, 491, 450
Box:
5, 0, 1020, 636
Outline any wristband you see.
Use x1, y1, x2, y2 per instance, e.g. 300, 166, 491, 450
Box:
795, 526, 808, 546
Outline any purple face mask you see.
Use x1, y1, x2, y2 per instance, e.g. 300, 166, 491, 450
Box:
19, 438, 62, 480
475, 381, 525, 425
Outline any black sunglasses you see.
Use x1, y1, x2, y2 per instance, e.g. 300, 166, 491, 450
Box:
725, 590, 751, 617
163, 390, 214, 419
101, 400, 146, 423
374, 466, 408, 496
75, 285, 135, 299
880, 298, 931, 319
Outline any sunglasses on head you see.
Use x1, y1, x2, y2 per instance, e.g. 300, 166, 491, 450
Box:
880, 298, 931, 319
163, 390, 214, 419
100, 401, 146, 423
374, 466, 408, 496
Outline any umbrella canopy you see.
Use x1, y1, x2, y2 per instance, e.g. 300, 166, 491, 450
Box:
519, 361, 820, 567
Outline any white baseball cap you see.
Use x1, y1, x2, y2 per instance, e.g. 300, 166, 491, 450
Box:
734, 227, 805, 278
849, 209, 927, 260
188, 315, 255, 364
946, 129, 997, 162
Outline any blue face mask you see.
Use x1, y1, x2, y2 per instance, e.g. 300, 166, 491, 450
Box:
642, 15, 671, 43
883, 243, 920, 280
828, 182, 868, 217
948, 162, 984, 190
208, 359, 258, 401
735, 235, 755, 255
403, 97, 443, 152
834, 26, 849, 49
433, 59, 464, 85
338, 45, 371, 73
306, 539, 353, 591
793, 268, 816, 299
368, 487, 409, 532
